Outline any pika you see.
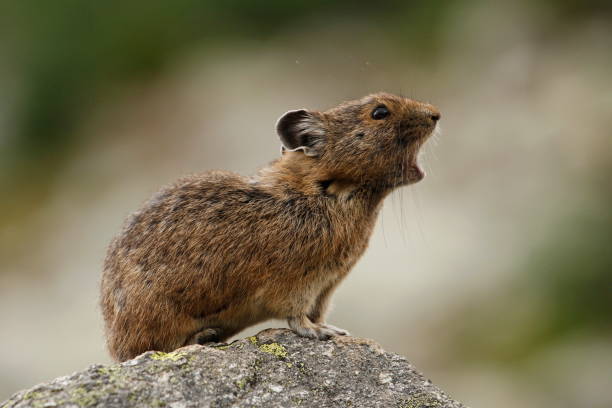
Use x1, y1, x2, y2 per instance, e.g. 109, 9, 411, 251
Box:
100, 92, 440, 361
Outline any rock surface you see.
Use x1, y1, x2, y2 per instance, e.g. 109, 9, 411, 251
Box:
2, 329, 466, 408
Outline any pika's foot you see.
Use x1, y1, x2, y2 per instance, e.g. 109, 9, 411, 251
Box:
187, 328, 221, 345
288, 316, 349, 340
319, 323, 349, 336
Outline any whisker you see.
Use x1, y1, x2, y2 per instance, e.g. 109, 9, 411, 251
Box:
428, 125, 442, 177
398, 120, 410, 245
380, 201, 388, 247
409, 185, 427, 246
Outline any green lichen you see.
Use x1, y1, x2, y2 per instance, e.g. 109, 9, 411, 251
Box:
22, 385, 106, 408
286, 362, 293, 368
213, 344, 229, 350
248, 336, 258, 345
96, 367, 111, 376
70, 387, 99, 407
23, 391, 43, 400
96, 365, 121, 378
149, 351, 188, 361
235, 378, 247, 390
399, 393, 442, 408
21, 390, 49, 408
258, 342, 288, 358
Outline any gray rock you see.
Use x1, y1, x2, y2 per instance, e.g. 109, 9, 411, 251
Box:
2, 329, 466, 408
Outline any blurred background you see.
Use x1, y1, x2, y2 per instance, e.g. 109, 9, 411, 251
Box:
1, 0, 611, 406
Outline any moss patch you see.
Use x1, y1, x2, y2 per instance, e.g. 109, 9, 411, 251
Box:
258, 342, 288, 358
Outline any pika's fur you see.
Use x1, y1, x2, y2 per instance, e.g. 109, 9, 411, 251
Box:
101, 93, 440, 361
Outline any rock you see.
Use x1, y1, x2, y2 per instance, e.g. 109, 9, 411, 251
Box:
2, 329, 466, 408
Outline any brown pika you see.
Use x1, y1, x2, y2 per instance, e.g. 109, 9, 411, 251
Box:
100, 92, 440, 361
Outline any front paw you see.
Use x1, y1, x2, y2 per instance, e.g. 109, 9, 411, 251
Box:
319, 323, 349, 337
288, 316, 349, 340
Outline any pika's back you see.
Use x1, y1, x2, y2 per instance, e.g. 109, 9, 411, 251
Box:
106, 171, 332, 272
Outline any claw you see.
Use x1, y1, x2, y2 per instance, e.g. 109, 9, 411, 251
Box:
288, 316, 349, 340
319, 323, 349, 336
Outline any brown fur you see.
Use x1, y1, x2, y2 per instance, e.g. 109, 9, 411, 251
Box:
100, 93, 440, 361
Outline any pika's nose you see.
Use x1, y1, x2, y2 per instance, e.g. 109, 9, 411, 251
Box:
421, 104, 441, 123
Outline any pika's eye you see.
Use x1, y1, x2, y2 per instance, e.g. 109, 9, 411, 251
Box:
371, 105, 390, 120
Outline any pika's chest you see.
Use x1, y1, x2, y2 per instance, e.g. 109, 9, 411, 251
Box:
303, 204, 378, 273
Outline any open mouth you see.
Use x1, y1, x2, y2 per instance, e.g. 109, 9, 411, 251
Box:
404, 126, 436, 183
405, 147, 425, 182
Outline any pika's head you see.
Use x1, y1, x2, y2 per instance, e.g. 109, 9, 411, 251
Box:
277, 93, 440, 188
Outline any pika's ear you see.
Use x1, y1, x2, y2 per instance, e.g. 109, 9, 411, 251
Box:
276, 109, 325, 157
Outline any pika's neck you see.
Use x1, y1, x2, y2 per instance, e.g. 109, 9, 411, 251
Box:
256, 152, 390, 209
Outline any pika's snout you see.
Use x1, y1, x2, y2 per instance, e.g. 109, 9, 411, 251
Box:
419, 104, 441, 125
400, 105, 440, 132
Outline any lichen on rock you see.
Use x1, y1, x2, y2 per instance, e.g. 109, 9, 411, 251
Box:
149, 351, 188, 362
258, 342, 288, 358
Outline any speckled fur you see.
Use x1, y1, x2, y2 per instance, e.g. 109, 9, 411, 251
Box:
100, 93, 440, 361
